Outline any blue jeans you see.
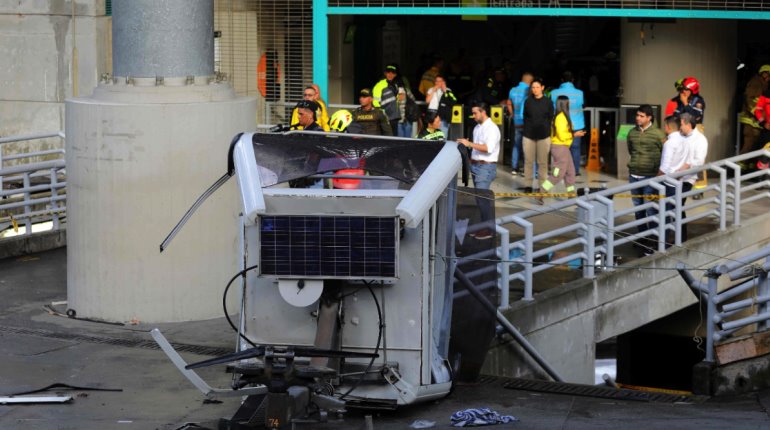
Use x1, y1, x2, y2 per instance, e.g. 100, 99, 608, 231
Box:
397, 121, 413, 138
664, 181, 693, 243
571, 132, 582, 174
511, 127, 523, 171
471, 163, 497, 190
440, 120, 449, 139
471, 163, 497, 222
629, 175, 657, 233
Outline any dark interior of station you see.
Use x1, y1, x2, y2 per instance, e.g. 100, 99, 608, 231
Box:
347, 15, 768, 175
351, 15, 768, 107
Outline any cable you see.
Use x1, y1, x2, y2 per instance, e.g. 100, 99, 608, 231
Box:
692, 272, 706, 353
222, 264, 260, 348
338, 282, 383, 401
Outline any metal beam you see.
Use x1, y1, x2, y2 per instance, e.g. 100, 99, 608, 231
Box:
327, 6, 770, 20
313, 0, 329, 98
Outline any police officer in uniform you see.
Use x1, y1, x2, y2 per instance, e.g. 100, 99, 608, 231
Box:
351, 88, 392, 136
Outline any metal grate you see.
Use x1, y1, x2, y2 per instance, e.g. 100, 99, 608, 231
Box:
328, 0, 770, 11
214, 0, 313, 125
503, 377, 696, 403
0, 325, 232, 357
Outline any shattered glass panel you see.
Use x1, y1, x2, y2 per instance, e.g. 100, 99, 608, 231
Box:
250, 132, 445, 187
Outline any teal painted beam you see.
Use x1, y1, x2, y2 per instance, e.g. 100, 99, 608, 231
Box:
327, 6, 770, 20
313, 0, 329, 100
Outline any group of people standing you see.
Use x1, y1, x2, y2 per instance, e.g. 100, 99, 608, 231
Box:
627, 104, 708, 255
286, 66, 717, 251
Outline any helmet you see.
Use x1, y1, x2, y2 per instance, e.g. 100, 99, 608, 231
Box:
674, 78, 684, 91
682, 77, 700, 94
330, 109, 353, 132
760, 64, 770, 74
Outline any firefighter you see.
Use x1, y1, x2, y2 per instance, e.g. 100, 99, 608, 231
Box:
740, 65, 770, 154
674, 77, 706, 129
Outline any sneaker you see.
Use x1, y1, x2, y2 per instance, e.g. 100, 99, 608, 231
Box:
471, 229, 494, 240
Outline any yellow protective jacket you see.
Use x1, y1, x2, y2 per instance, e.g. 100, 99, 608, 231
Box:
551, 112, 573, 146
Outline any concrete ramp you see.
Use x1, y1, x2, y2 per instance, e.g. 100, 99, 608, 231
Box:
482, 211, 770, 384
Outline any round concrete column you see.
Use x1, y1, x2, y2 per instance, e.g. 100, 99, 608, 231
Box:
66, 82, 255, 322
112, 0, 214, 79
620, 19, 737, 161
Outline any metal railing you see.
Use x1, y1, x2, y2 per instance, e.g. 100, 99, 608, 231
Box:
0, 132, 66, 237
464, 149, 770, 309
678, 244, 770, 363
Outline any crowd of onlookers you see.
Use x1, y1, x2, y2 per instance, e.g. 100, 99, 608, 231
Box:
286, 62, 770, 245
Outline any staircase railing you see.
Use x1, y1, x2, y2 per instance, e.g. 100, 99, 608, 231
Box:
678, 244, 770, 363
0, 132, 66, 237
473, 148, 770, 308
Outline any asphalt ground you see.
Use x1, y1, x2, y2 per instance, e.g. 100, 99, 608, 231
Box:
2, 250, 770, 428
1, 168, 769, 429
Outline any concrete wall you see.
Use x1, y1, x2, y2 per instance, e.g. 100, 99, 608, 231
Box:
483, 212, 770, 384
328, 15, 356, 105
0, 1, 110, 151
620, 19, 737, 161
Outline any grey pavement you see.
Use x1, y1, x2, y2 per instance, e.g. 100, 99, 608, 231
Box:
2, 247, 770, 429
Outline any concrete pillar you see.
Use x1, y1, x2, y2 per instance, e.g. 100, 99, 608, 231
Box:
620, 19, 737, 161
65, 0, 257, 323
112, 0, 213, 79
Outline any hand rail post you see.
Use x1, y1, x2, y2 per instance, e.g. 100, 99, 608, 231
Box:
50, 167, 60, 230
759, 255, 770, 331
496, 224, 510, 310
706, 274, 719, 363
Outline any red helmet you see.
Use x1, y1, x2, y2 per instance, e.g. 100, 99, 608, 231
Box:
682, 77, 700, 94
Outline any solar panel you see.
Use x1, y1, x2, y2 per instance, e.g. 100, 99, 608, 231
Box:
259, 215, 398, 279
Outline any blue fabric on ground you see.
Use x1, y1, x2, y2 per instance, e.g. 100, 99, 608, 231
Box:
450, 407, 518, 427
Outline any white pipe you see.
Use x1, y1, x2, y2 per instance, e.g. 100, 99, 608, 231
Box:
233, 133, 266, 226
396, 141, 460, 228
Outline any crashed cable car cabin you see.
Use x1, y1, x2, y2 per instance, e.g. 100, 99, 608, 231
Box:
237, 130, 457, 405
155, 130, 503, 423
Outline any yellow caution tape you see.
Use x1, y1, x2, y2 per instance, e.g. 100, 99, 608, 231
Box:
494, 192, 664, 200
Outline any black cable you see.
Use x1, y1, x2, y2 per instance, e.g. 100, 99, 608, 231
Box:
338, 282, 383, 401
222, 264, 260, 348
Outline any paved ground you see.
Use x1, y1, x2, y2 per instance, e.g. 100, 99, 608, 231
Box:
3, 249, 770, 429
1, 167, 769, 429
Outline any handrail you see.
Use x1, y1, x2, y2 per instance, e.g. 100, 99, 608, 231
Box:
678, 243, 770, 363
483, 148, 770, 309
0, 132, 66, 238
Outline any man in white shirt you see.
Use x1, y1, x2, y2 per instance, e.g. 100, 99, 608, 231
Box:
674, 112, 708, 242
658, 116, 688, 179
679, 112, 709, 186
657, 115, 687, 247
458, 102, 501, 239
